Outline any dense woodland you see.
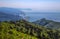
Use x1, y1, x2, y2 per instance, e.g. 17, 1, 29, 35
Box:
0, 20, 60, 39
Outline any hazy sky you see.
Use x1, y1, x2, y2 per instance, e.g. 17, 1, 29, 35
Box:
0, 0, 60, 12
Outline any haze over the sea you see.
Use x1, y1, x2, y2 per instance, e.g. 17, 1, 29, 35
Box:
0, 0, 60, 22
25, 12, 60, 22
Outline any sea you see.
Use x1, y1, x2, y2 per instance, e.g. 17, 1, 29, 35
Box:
25, 12, 60, 22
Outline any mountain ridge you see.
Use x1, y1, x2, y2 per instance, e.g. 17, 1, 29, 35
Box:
33, 18, 60, 30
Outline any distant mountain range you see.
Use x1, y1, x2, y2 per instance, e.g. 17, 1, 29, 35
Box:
0, 7, 25, 21
33, 18, 60, 30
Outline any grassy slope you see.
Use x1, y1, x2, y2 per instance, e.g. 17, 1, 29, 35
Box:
0, 20, 60, 39
0, 21, 38, 39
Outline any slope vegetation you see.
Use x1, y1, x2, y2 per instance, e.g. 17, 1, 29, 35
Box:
0, 20, 60, 39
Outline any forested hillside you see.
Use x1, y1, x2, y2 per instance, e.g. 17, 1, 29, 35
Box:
0, 20, 60, 39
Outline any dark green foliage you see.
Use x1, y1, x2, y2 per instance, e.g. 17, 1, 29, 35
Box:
8, 31, 13, 34
0, 20, 60, 39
